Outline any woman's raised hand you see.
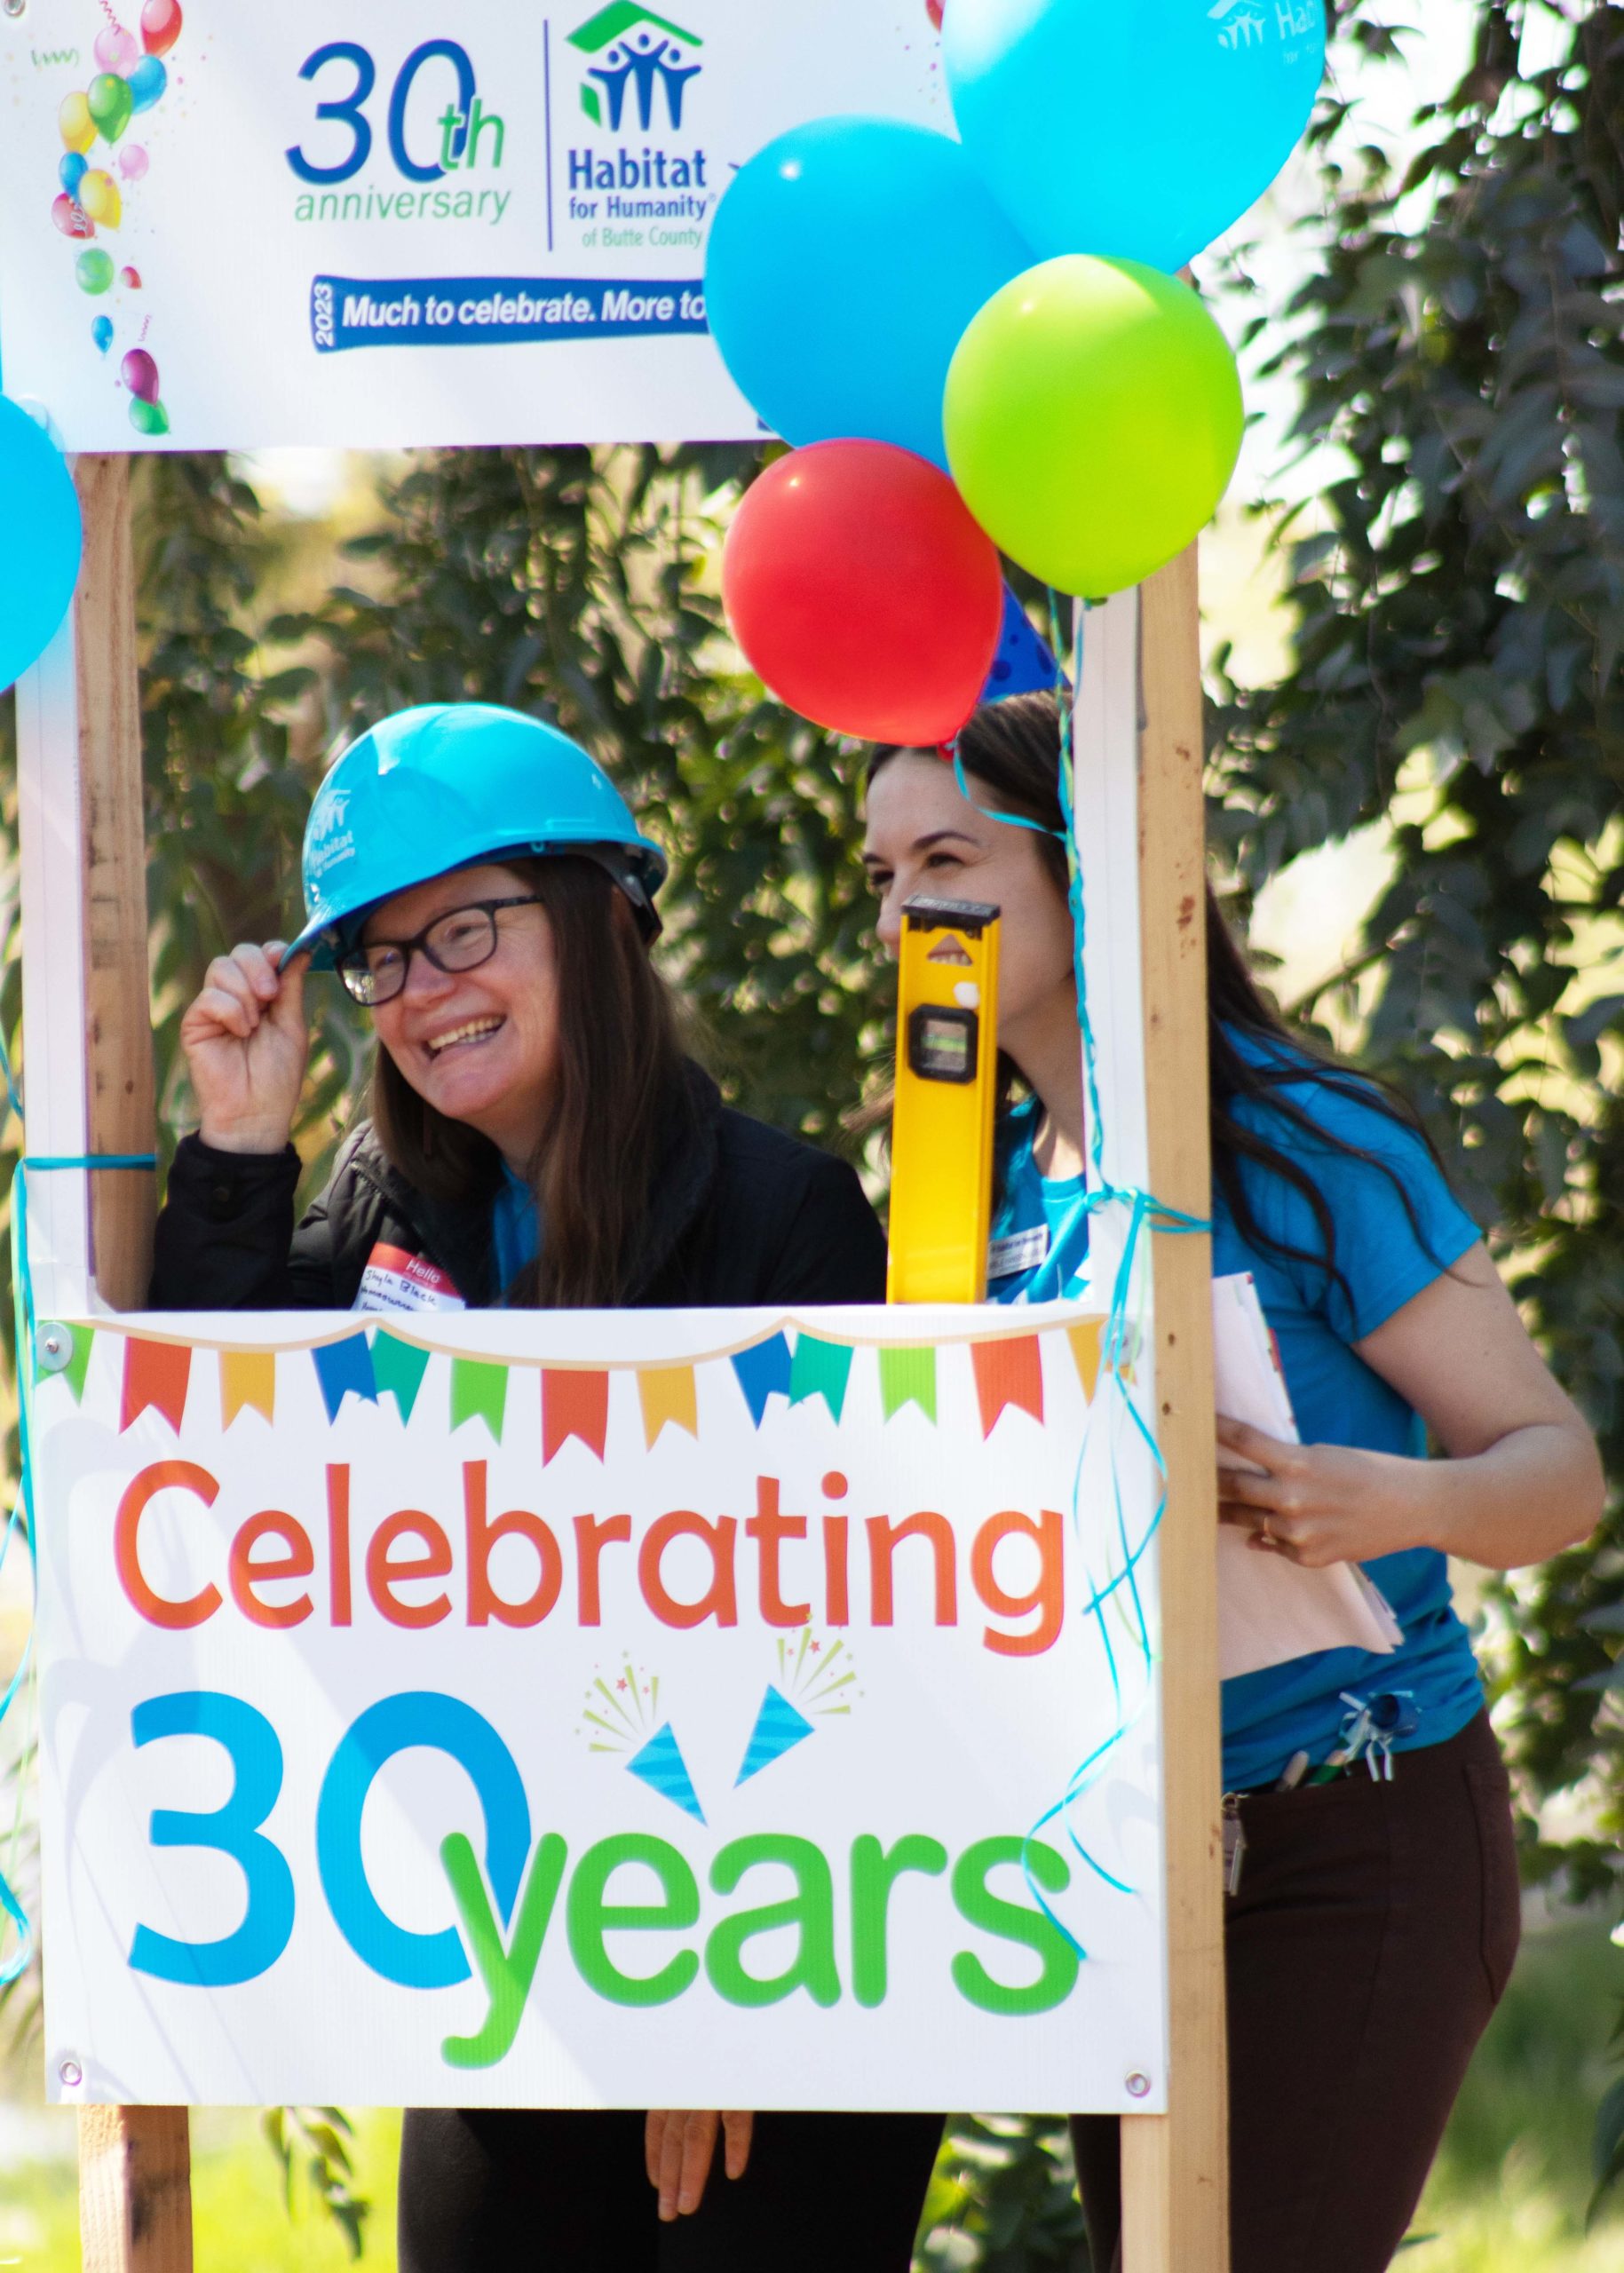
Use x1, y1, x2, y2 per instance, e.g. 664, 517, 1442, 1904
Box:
179, 942, 309, 1154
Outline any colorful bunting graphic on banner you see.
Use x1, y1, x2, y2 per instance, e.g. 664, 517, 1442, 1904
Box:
731, 1331, 791, 1426
789, 1333, 854, 1422
1066, 1319, 1104, 1399
120, 1336, 191, 1433
218, 1348, 275, 1428
878, 1343, 937, 1424
310, 1334, 376, 1422
543, 1368, 609, 1464
734, 1684, 817, 1786
638, 1365, 697, 1450
370, 1331, 431, 1423
58, 1325, 94, 1406
450, 1356, 508, 1442
970, 1334, 1044, 1437
627, 1722, 706, 1823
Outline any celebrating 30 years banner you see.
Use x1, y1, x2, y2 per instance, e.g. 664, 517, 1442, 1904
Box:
0, 0, 947, 450
32, 1301, 1167, 2111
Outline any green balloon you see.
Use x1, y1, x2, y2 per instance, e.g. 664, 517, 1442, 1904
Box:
75, 246, 115, 294
87, 70, 134, 144
943, 255, 1243, 598
128, 396, 170, 437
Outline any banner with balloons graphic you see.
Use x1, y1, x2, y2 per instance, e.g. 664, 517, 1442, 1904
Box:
31, 1298, 1168, 2111
706, 0, 1326, 743
0, 2, 962, 455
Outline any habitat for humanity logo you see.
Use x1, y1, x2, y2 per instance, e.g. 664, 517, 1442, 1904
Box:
568, 3, 703, 131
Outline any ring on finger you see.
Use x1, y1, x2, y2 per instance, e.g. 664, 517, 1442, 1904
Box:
1257, 1517, 1276, 1548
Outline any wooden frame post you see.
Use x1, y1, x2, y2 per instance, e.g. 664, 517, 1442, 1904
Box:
1121, 545, 1229, 2268
58, 457, 191, 2270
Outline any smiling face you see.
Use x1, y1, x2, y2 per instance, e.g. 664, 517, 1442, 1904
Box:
862, 749, 1076, 1068
365, 861, 559, 1174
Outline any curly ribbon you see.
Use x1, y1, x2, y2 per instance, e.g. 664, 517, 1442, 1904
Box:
994, 598, 1212, 1960
0, 1136, 155, 1986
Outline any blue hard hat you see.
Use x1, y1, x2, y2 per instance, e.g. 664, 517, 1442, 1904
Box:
288, 703, 668, 967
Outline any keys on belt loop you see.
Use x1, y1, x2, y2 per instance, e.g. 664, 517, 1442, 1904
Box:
1222, 1794, 1246, 1897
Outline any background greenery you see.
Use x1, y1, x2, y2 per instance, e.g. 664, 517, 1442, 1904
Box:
4, 0, 1624, 2262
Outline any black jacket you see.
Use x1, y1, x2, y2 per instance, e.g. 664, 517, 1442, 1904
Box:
150, 1065, 886, 1313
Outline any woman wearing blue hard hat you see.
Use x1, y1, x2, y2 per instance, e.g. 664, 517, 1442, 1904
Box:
151, 702, 944, 2272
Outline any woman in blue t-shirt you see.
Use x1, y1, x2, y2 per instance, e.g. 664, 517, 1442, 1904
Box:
862, 690, 1602, 2273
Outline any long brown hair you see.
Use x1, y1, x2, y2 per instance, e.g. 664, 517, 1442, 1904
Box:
369, 855, 692, 1307
871, 693, 1460, 1300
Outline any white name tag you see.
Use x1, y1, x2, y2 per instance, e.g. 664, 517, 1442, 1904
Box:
987, 1223, 1050, 1280
353, 1241, 467, 1315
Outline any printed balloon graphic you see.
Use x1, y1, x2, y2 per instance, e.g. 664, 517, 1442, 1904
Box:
92, 316, 115, 354
93, 23, 139, 70
121, 349, 159, 402
59, 151, 88, 194
79, 170, 122, 228
926, 0, 944, 21
139, 0, 182, 57
119, 265, 142, 289
127, 56, 167, 112
118, 144, 149, 181
75, 248, 115, 294
87, 72, 134, 145
51, 194, 94, 240
59, 92, 96, 154
128, 397, 170, 437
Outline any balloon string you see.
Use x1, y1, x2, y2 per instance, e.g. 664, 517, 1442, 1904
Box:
0, 1022, 155, 1988
1015, 596, 1213, 1965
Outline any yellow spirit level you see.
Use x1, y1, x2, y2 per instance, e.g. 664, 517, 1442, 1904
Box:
886, 895, 1002, 1304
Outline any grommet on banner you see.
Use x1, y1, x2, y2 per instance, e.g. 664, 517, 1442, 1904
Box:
58, 2055, 83, 2090
36, 1322, 73, 1374
1125, 2071, 1153, 2099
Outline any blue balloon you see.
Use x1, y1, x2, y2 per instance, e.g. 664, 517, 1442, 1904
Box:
704, 116, 1034, 468
0, 398, 83, 693
127, 54, 167, 112
979, 585, 1063, 704
91, 315, 115, 353
59, 151, 88, 195
945, 0, 1326, 273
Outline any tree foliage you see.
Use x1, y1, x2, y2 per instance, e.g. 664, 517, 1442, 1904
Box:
1212, 0, 1624, 1893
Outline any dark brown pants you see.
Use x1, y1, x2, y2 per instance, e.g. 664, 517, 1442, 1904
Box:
1072, 1710, 1521, 2273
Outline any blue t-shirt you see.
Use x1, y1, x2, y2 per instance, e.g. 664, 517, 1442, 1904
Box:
491, 1163, 540, 1290
986, 1100, 1088, 1302
988, 1054, 1487, 1789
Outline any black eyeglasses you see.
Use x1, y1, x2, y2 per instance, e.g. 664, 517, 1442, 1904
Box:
335, 895, 545, 1006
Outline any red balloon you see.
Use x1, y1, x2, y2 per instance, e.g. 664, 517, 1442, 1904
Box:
121, 347, 159, 402
51, 193, 94, 239
722, 441, 1002, 745
140, 0, 182, 56
119, 265, 142, 288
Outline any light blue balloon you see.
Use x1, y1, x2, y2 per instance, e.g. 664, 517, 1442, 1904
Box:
704, 115, 1034, 468
945, 0, 1326, 273
0, 398, 82, 693
127, 54, 167, 113
59, 151, 88, 195
91, 315, 115, 353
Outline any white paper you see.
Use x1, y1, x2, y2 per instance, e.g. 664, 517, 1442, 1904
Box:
1212, 1273, 1402, 1681
34, 1302, 1167, 2112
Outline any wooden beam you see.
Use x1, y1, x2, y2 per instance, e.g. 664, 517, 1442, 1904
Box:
67, 457, 190, 2271
78, 2104, 193, 2273
74, 455, 156, 1311
1120, 544, 1229, 2269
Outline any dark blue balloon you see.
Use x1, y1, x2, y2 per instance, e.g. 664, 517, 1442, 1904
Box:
705, 115, 1034, 469
0, 398, 83, 692
979, 585, 1063, 704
